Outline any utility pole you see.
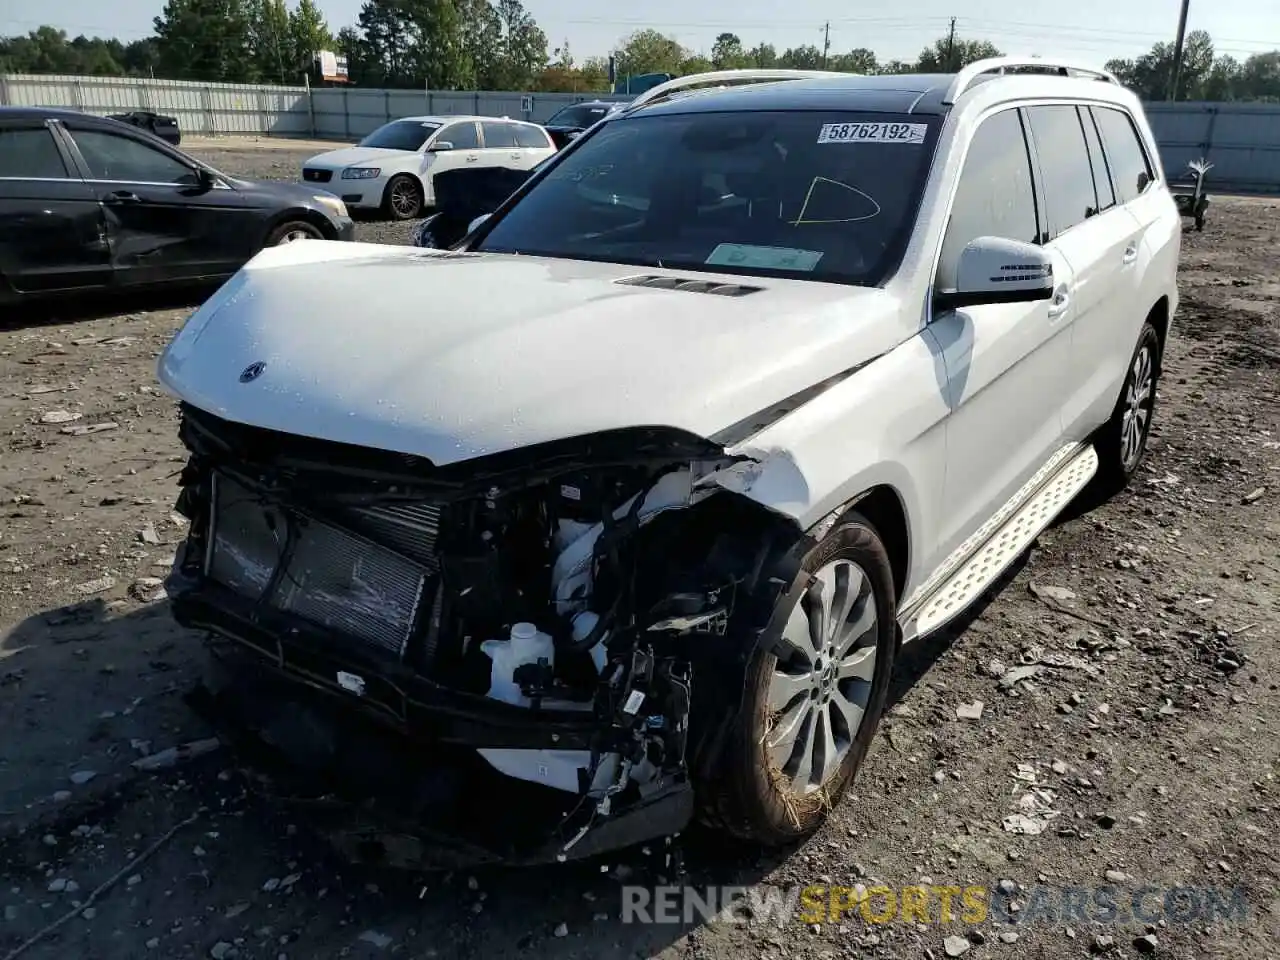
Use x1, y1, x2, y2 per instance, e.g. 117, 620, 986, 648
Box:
822, 22, 831, 69
1167, 0, 1191, 100
945, 17, 957, 71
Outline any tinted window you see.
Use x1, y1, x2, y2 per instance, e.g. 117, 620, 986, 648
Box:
477, 111, 939, 286
937, 109, 1038, 292
1080, 110, 1116, 211
546, 104, 611, 128
359, 120, 439, 151
481, 122, 519, 148
438, 122, 479, 150
72, 130, 195, 183
0, 128, 69, 178
514, 124, 550, 149
1092, 107, 1153, 205
1024, 105, 1097, 237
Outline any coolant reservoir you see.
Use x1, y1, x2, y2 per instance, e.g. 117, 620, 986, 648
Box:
481, 622, 554, 706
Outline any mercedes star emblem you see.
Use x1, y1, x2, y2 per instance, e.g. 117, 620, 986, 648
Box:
239, 361, 267, 383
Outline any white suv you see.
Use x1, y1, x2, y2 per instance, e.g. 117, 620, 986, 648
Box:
157, 60, 1179, 864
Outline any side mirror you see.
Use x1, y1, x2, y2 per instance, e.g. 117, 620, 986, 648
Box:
195, 167, 216, 190
429, 140, 455, 152
935, 236, 1054, 312
467, 213, 491, 234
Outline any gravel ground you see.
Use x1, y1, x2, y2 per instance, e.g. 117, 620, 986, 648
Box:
0, 141, 1277, 960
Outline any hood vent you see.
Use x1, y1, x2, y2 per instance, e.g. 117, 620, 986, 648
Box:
615, 274, 763, 297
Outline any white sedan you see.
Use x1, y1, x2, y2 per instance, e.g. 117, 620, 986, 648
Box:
301, 115, 556, 220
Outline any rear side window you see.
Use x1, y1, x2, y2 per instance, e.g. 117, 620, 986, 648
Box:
937, 109, 1038, 292
481, 122, 518, 148
514, 125, 550, 149
1079, 110, 1116, 212
1092, 107, 1153, 205
438, 122, 479, 150
0, 127, 70, 179
1024, 105, 1098, 238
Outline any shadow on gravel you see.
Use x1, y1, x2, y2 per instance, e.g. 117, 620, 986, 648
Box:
0, 598, 209, 829
0, 598, 773, 960
0, 286, 214, 334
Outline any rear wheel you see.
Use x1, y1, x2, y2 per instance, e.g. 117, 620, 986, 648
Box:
698, 514, 897, 845
265, 220, 324, 246
1092, 321, 1161, 493
383, 174, 423, 221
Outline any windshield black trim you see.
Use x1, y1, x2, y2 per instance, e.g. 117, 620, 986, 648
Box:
468, 109, 942, 289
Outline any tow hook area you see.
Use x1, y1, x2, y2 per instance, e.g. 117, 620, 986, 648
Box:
183, 644, 698, 870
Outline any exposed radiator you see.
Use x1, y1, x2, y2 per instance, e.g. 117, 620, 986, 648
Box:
206, 473, 434, 657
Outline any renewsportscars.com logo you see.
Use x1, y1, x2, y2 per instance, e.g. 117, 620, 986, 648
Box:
620, 884, 1250, 928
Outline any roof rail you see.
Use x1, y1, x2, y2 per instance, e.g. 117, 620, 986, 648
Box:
942, 56, 1119, 104
624, 68, 852, 112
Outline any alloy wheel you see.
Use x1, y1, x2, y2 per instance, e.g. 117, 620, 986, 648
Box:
276, 228, 314, 244
765, 559, 879, 797
1121, 343, 1155, 469
390, 179, 419, 218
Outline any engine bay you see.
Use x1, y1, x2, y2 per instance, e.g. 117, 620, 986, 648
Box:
166, 403, 795, 864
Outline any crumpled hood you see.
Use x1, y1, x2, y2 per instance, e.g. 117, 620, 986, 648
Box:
157, 242, 904, 465
305, 146, 416, 169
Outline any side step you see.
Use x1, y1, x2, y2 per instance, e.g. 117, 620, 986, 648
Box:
900, 444, 1100, 642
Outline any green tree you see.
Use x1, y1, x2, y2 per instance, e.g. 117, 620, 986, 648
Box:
745, 42, 776, 68
1107, 31, 1219, 100
353, 0, 414, 86
487, 0, 547, 90
614, 29, 686, 76
289, 0, 334, 76
914, 35, 1001, 72
679, 53, 714, 75
245, 0, 289, 83
830, 47, 878, 73
1239, 51, 1280, 100
711, 32, 746, 70
154, 0, 255, 82
779, 45, 823, 69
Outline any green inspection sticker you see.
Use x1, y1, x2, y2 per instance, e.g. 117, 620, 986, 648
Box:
704, 243, 824, 271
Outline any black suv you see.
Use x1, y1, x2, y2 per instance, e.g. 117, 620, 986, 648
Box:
0, 107, 354, 306
542, 100, 625, 148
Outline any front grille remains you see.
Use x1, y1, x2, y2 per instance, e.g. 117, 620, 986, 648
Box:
615, 274, 764, 297
206, 473, 431, 657
303, 168, 332, 183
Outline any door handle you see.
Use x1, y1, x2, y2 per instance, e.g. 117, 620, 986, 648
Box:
466, 154, 479, 162
104, 191, 141, 204
1047, 286, 1072, 319
1122, 243, 1138, 264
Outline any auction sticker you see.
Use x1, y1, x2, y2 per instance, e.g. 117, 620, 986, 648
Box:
818, 122, 928, 144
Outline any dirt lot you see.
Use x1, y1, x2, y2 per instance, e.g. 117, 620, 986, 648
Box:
1, 140, 1278, 960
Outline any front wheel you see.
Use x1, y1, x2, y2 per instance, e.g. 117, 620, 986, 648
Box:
383, 174, 423, 221
697, 514, 897, 845
265, 220, 323, 246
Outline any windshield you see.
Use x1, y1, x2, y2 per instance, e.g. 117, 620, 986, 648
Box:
476, 110, 939, 286
358, 120, 441, 151
546, 104, 613, 128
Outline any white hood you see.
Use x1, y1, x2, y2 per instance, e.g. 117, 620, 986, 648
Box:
306, 146, 417, 169
157, 242, 904, 466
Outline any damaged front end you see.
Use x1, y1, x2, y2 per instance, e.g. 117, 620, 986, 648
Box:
166, 404, 799, 867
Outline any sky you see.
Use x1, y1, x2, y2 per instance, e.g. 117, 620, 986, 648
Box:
4, 0, 1279, 66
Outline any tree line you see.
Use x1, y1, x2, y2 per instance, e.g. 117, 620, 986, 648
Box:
2, 3, 1279, 102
